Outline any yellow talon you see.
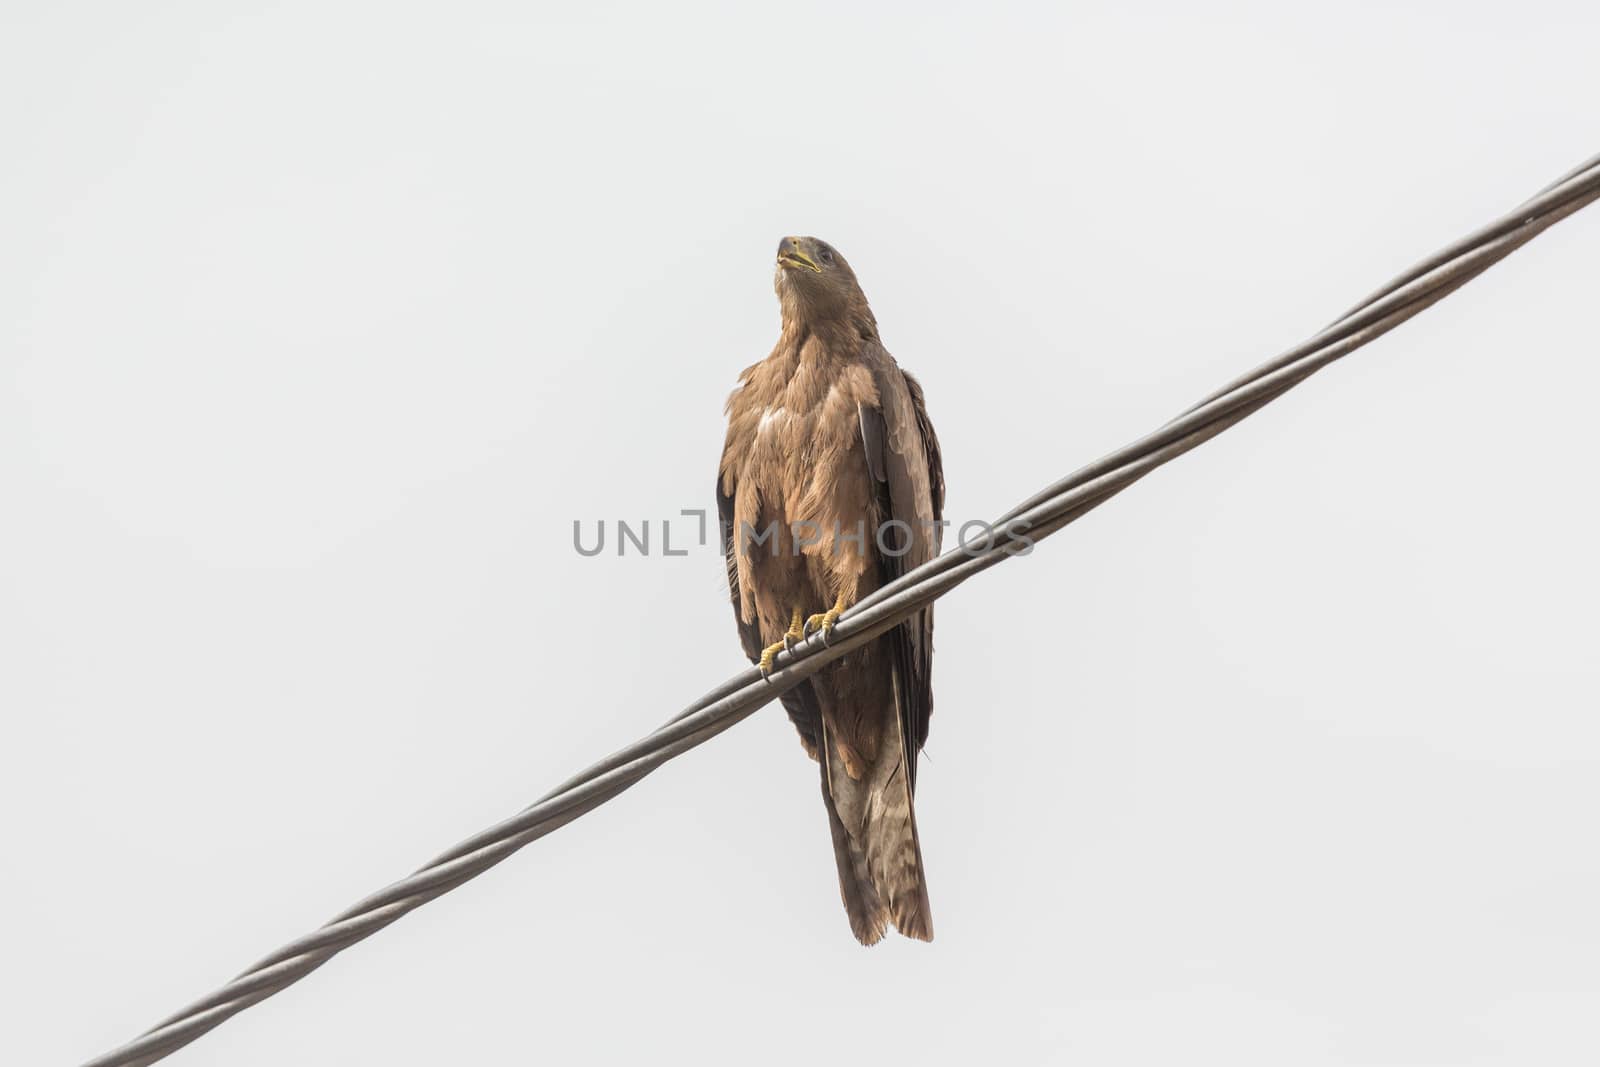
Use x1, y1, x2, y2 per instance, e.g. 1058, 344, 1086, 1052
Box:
759, 608, 806, 674
804, 594, 849, 640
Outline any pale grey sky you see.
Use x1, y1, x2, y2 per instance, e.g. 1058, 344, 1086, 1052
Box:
4, 3, 1599, 1065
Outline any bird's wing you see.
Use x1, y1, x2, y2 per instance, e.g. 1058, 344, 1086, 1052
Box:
715, 471, 765, 665
717, 402, 825, 756
860, 346, 943, 789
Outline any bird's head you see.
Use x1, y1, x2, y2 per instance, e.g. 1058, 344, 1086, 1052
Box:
774, 235, 873, 329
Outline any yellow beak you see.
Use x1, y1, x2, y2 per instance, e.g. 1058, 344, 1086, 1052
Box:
778, 247, 823, 273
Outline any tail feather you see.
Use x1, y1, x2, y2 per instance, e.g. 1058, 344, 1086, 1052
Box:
863, 752, 932, 941
819, 664, 933, 944
820, 757, 888, 946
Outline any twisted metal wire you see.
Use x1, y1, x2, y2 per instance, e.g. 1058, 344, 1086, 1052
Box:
82, 152, 1600, 1067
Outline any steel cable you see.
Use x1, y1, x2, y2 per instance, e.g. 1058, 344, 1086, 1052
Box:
81, 151, 1600, 1067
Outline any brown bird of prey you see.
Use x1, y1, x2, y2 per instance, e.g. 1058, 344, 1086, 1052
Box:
717, 236, 944, 944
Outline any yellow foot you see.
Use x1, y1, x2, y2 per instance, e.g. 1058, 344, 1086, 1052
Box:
758, 608, 807, 676
804, 594, 849, 642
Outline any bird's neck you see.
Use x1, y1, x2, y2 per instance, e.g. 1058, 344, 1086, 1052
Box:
777, 304, 878, 355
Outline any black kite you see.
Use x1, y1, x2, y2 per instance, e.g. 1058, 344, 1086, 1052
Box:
717, 236, 944, 944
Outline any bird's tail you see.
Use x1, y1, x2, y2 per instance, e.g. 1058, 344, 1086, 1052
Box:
818, 668, 933, 945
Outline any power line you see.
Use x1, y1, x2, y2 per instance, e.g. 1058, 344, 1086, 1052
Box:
81, 151, 1600, 1067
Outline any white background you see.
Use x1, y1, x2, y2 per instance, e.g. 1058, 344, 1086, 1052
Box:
4, 3, 1598, 1064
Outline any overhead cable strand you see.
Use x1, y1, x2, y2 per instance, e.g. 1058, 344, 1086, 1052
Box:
82, 152, 1600, 1067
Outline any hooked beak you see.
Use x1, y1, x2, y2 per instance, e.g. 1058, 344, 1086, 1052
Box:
777, 239, 823, 273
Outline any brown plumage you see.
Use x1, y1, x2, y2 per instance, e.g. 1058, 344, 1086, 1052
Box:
717, 236, 944, 945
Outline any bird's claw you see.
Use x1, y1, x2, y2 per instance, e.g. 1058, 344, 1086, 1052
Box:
803, 606, 844, 644
758, 642, 781, 680
759, 608, 808, 679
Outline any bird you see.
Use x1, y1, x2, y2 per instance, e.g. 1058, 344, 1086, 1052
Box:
717, 236, 944, 944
